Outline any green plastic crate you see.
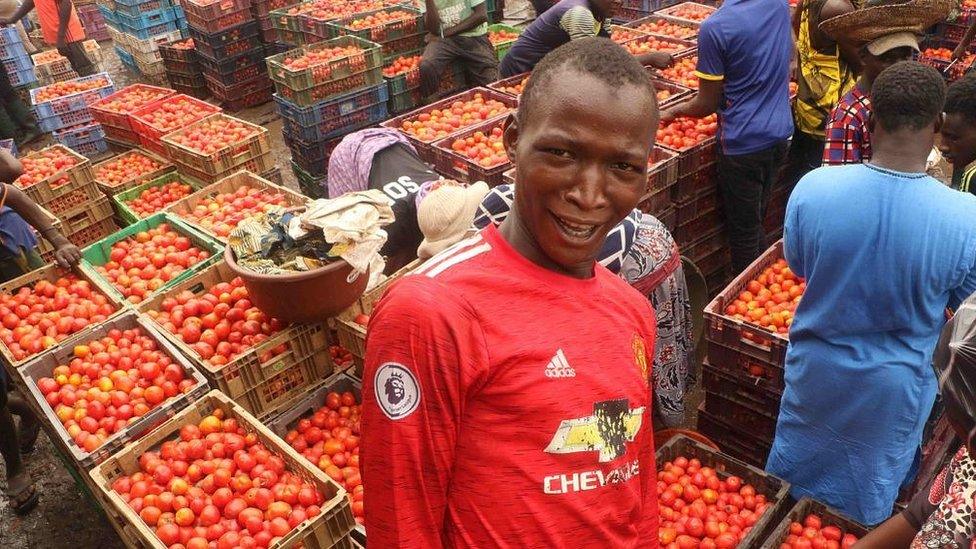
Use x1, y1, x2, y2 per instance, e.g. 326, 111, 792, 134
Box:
291, 159, 328, 199
111, 172, 205, 226
79, 212, 225, 307
488, 24, 521, 61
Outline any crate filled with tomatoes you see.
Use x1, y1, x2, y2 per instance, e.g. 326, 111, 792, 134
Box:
160, 113, 271, 178
625, 14, 700, 41
703, 240, 805, 392
657, 113, 718, 174
130, 94, 223, 158
696, 401, 773, 469
266, 36, 384, 106
137, 260, 333, 418
268, 372, 365, 532
17, 311, 209, 469
93, 148, 175, 196
656, 435, 790, 549
761, 498, 866, 549
112, 172, 203, 226
90, 390, 359, 549
487, 71, 529, 99
89, 84, 176, 146
654, 1, 717, 24
432, 118, 511, 187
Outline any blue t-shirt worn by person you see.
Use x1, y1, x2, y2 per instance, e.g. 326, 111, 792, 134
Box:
695, 0, 793, 156
766, 163, 976, 525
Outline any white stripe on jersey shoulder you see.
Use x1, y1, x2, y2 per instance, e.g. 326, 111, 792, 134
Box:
414, 233, 487, 276
424, 243, 491, 278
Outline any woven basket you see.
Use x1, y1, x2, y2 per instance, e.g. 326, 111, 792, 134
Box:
820, 0, 954, 44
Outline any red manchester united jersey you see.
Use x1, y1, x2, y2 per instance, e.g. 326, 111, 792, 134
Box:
361, 224, 659, 548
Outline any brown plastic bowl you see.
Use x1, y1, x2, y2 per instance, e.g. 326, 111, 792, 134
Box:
224, 246, 368, 323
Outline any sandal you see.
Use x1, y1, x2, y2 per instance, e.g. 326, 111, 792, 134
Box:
18, 417, 39, 455
4, 471, 38, 515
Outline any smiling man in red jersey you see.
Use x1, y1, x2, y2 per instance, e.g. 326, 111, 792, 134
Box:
361, 37, 661, 548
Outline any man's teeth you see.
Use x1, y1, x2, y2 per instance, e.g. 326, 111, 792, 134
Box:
556, 216, 597, 238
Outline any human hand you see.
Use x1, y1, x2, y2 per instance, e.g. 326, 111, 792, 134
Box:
659, 108, 677, 125
0, 17, 12, 26
425, 32, 438, 44
53, 242, 81, 268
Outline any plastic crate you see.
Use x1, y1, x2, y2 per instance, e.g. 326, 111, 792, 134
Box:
37, 107, 95, 133
238, 348, 333, 417
15, 145, 97, 205
275, 28, 305, 46
621, 32, 696, 57
163, 169, 308, 242
196, 44, 265, 74
674, 185, 719, 227
129, 93, 223, 154
101, 123, 140, 148
90, 391, 357, 548
176, 153, 276, 186
8, 67, 37, 88
653, 78, 694, 110
210, 79, 275, 111
384, 61, 421, 94
54, 197, 114, 238
31, 72, 115, 117
162, 56, 201, 76
137, 261, 331, 395
323, 6, 424, 42
189, 20, 261, 60
201, 60, 269, 90
157, 36, 197, 63
654, 1, 716, 24
2, 52, 33, 72
51, 121, 106, 149
335, 259, 421, 377
284, 131, 342, 175
380, 87, 518, 161
126, 29, 184, 55
267, 35, 384, 96
115, 5, 178, 30
637, 183, 673, 216
161, 113, 271, 175
291, 159, 328, 198
166, 71, 207, 89
612, 4, 653, 22
17, 312, 208, 469
0, 263, 122, 368
696, 404, 772, 468
377, 34, 424, 63
671, 161, 716, 201
657, 435, 790, 547
673, 202, 722, 245
114, 0, 174, 17
703, 386, 778, 442
760, 498, 868, 549
111, 171, 203, 225
487, 23, 521, 60
486, 72, 529, 98
274, 66, 384, 107
79, 212, 223, 305
185, 5, 252, 33
647, 146, 679, 194
681, 225, 725, 262
171, 81, 211, 100
92, 148, 175, 194
703, 240, 793, 381
276, 84, 389, 141
0, 138, 17, 157
89, 83, 176, 131
626, 13, 700, 40
431, 118, 511, 187
388, 86, 422, 114
69, 137, 110, 159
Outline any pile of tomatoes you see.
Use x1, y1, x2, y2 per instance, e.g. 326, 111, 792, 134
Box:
0, 276, 116, 361
15, 146, 81, 188
346, 9, 415, 30
634, 19, 698, 40
134, 95, 220, 136
611, 28, 648, 44
661, 56, 699, 89
111, 410, 329, 549
34, 76, 112, 103
657, 456, 771, 549
488, 28, 519, 45
329, 345, 353, 368
280, 45, 364, 71
383, 55, 420, 78
305, 0, 389, 22
124, 179, 196, 218
95, 151, 165, 189
722, 257, 804, 336
179, 185, 291, 239
398, 93, 512, 142
624, 36, 688, 56
146, 277, 287, 367
779, 514, 859, 549
656, 114, 718, 150
495, 75, 528, 97
167, 115, 258, 156
664, 3, 715, 22
36, 326, 197, 453
93, 225, 213, 304
95, 85, 173, 115
448, 125, 507, 168
284, 389, 363, 523
170, 38, 195, 50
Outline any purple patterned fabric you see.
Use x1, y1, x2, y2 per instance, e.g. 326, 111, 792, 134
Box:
327, 128, 417, 198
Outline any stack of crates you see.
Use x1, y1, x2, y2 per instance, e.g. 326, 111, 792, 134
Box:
31, 72, 114, 134
103, 0, 188, 84
129, 93, 222, 157
52, 121, 109, 158
89, 83, 176, 147
253, 0, 294, 45
15, 145, 116, 259
319, 6, 425, 64
0, 27, 37, 90
32, 51, 79, 86
159, 36, 208, 98
268, 36, 386, 188
383, 53, 422, 115
159, 113, 272, 185
77, 1, 111, 41
184, 0, 273, 111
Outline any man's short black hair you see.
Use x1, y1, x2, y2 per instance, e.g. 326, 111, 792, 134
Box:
518, 37, 656, 125
871, 61, 946, 132
946, 74, 976, 124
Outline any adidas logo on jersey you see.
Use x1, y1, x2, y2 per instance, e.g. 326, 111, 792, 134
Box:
545, 349, 576, 378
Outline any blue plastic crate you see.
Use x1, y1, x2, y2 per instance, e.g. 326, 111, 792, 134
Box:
37, 108, 96, 133
282, 100, 388, 143
0, 52, 31, 72
0, 40, 28, 61
69, 138, 110, 158
9, 67, 36, 88
97, 4, 119, 27
0, 26, 21, 46
114, 0, 174, 17
0, 139, 17, 158
274, 84, 390, 127
52, 122, 107, 148
116, 6, 178, 31
120, 18, 180, 39
31, 72, 115, 118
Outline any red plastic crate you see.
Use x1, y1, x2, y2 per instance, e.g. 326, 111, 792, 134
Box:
129, 94, 223, 156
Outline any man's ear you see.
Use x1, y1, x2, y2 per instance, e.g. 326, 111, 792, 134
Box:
503, 113, 519, 166
867, 115, 876, 135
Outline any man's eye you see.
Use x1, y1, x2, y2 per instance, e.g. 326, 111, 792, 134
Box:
546, 149, 572, 158
611, 162, 641, 173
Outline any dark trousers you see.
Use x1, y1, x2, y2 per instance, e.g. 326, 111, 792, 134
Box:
59, 40, 96, 77
0, 67, 36, 138
780, 129, 824, 190
420, 34, 499, 98
717, 141, 789, 272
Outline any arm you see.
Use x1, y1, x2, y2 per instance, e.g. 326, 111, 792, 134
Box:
560, 6, 600, 41
949, 246, 976, 310
361, 277, 490, 547
636, 52, 674, 69
954, 21, 976, 61
425, 0, 442, 38
661, 78, 722, 122
821, 107, 862, 166
443, 2, 486, 37
854, 514, 917, 549
1, 0, 34, 25
56, 0, 71, 48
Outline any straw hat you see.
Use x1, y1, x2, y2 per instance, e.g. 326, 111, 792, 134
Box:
819, 0, 954, 46
417, 180, 491, 260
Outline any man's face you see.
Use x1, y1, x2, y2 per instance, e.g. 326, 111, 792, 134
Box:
863, 46, 915, 80
939, 112, 976, 169
503, 70, 657, 275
